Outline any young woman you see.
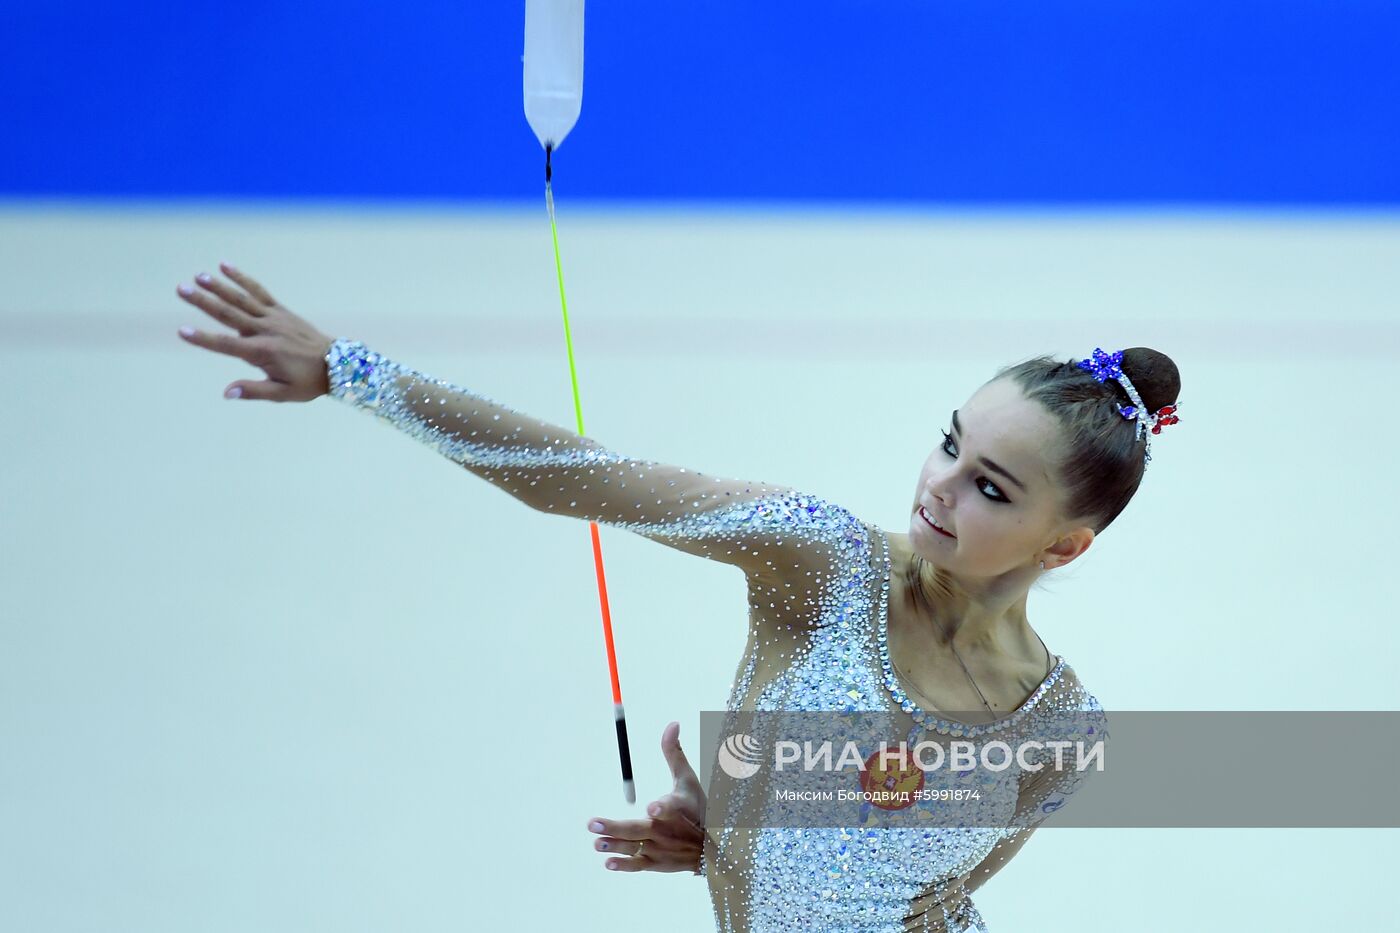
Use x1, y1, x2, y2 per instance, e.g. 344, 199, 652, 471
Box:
177, 263, 1180, 932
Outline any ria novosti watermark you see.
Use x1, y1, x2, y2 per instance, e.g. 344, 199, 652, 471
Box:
713, 728, 1104, 814
698, 711, 1400, 828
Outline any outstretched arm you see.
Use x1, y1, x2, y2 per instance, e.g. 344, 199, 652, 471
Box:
325, 338, 855, 579
174, 263, 859, 583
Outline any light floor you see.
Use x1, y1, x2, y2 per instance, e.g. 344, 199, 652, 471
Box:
2, 201, 1397, 931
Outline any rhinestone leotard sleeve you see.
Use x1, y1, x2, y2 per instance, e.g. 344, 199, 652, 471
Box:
323, 337, 851, 577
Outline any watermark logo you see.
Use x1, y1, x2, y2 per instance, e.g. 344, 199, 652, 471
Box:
699, 710, 1400, 829
717, 732, 764, 779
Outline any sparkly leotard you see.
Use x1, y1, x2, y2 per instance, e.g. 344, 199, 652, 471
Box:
325, 338, 1109, 933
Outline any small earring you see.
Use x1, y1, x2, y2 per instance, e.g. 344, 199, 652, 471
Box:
1039, 560, 1046, 570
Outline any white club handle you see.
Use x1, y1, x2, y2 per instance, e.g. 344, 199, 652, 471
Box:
523, 0, 585, 151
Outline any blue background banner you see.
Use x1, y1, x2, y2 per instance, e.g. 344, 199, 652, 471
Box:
3, 1, 1397, 203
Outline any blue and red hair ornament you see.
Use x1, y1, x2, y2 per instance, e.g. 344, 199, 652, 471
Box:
1077, 347, 1181, 467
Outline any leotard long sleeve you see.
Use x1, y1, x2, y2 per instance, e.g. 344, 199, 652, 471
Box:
323, 338, 1109, 933
323, 338, 842, 574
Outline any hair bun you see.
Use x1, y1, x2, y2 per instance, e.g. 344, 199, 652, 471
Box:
1119, 347, 1181, 417
991, 347, 1184, 532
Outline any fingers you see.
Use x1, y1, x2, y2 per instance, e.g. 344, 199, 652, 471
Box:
178, 280, 260, 335
604, 853, 655, 872
645, 792, 703, 834
592, 836, 648, 857
196, 270, 269, 317
218, 261, 279, 307
586, 817, 650, 841
587, 822, 655, 872
222, 379, 295, 403
175, 316, 264, 365
587, 816, 698, 874
593, 836, 691, 873
661, 720, 702, 790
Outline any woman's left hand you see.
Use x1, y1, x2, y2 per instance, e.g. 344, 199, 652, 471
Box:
586, 721, 707, 874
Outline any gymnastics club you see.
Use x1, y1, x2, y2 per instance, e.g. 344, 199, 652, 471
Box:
522, 0, 636, 805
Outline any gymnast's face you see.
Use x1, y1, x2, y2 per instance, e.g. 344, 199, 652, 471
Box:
909, 378, 1089, 579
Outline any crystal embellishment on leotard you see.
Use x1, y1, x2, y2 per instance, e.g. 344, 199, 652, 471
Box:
323, 337, 1106, 933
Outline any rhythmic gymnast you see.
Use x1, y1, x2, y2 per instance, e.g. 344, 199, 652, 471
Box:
177, 263, 1180, 932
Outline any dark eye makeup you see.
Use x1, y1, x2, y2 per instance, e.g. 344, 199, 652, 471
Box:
940, 429, 1011, 503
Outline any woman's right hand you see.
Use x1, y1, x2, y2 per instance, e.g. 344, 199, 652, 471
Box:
176, 262, 336, 403
586, 721, 708, 875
